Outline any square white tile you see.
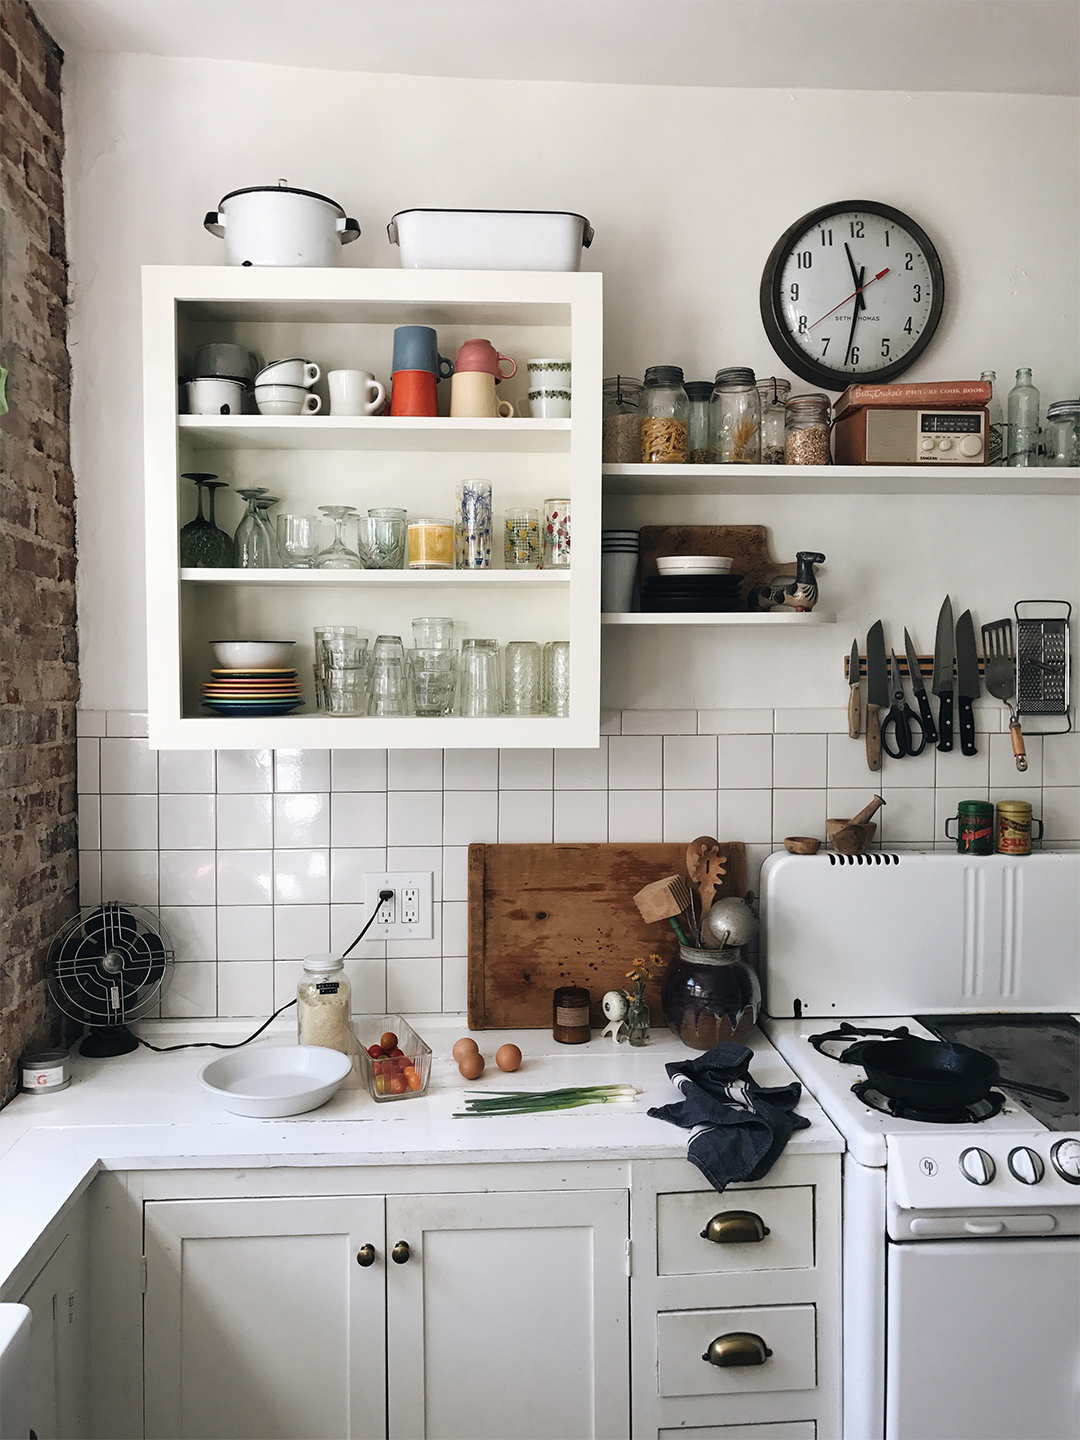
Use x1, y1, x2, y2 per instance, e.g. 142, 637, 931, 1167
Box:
772, 790, 826, 844
664, 735, 718, 790
106, 711, 148, 738
386, 956, 443, 1013
330, 847, 388, 904
161, 961, 216, 1018
386, 905, 442, 959
100, 850, 157, 906
77, 710, 107, 737
275, 749, 331, 793
274, 905, 330, 960
554, 739, 608, 790
217, 961, 274, 1018
331, 749, 387, 791
76, 737, 100, 794
608, 790, 663, 843
217, 905, 274, 961
441, 900, 468, 957
77, 796, 100, 850
772, 733, 827, 789
274, 960, 306, 1008
274, 792, 330, 848
387, 790, 444, 846
331, 791, 388, 847
498, 790, 554, 843
827, 732, 879, 790
880, 788, 937, 843
498, 749, 553, 789
608, 735, 663, 789
935, 741, 989, 789
599, 710, 622, 736
880, 742, 936, 789
774, 708, 850, 734
216, 749, 274, 794
158, 749, 215, 794
989, 732, 1043, 787
662, 789, 718, 842
217, 792, 273, 850
216, 850, 274, 906
1044, 733, 1080, 788
553, 790, 608, 842
159, 850, 217, 906
443, 748, 499, 790
100, 793, 157, 850
159, 793, 215, 850
1042, 788, 1080, 841
343, 953, 386, 1014
716, 790, 773, 844
698, 709, 774, 735
158, 905, 217, 961
621, 709, 697, 734
443, 790, 498, 846
442, 846, 470, 902
386, 846, 442, 900
274, 849, 330, 905
441, 954, 468, 1012
329, 903, 386, 962
79, 851, 101, 906
387, 748, 443, 790
99, 737, 157, 794
716, 734, 773, 790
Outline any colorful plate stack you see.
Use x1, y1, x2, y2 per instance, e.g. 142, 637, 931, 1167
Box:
201, 668, 304, 716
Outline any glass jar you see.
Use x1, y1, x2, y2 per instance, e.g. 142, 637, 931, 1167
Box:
552, 985, 591, 1043
1043, 401, 1080, 467
297, 953, 351, 1053
756, 377, 791, 465
981, 370, 1007, 466
785, 393, 832, 465
684, 381, 715, 464
640, 366, 688, 463
407, 517, 454, 569
602, 376, 643, 463
709, 367, 761, 464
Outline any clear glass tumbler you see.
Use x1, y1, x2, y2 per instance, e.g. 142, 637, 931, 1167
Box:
455, 480, 492, 569
543, 499, 570, 569
409, 648, 458, 716
504, 507, 541, 569
543, 640, 571, 717
458, 639, 502, 717
411, 617, 455, 650
357, 508, 407, 568
277, 513, 320, 568
313, 625, 359, 711
366, 642, 410, 717
323, 635, 368, 716
504, 641, 542, 715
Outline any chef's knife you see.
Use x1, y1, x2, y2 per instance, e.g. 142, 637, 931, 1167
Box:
932, 596, 955, 752
955, 609, 981, 757
903, 626, 937, 745
865, 621, 888, 772
848, 638, 861, 739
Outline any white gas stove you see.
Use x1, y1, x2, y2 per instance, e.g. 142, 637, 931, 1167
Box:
759, 851, 1080, 1440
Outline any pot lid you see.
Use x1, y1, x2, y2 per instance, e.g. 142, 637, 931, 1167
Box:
217, 181, 347, 216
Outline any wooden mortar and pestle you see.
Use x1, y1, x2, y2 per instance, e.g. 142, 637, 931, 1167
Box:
826, 796, 885, 855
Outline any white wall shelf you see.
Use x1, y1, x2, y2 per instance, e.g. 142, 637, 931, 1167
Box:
181, 568, 570, 588
602, 611, 836, 626
602, 463, 1080, 496
180, 416, 570, 453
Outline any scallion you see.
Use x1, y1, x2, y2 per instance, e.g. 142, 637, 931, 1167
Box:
453, 1084, 640, 1118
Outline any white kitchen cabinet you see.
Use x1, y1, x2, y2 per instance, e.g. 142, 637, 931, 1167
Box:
18, 1225, 90, 1440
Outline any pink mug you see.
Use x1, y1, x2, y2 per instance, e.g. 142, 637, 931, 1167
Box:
454, 338, 517, 382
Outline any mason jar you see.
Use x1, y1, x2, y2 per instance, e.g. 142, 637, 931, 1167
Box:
785, 392, 832, 464
685, 381, 715, 463
602, 376, 643, 463
297, 953, 352, 1053
1043, 401, 1080, 467
709, 367, 761, 463
640, 366, 688, 463
757, 377, 791, 464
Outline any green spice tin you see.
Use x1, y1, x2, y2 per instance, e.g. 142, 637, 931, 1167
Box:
945, 800, 996, 855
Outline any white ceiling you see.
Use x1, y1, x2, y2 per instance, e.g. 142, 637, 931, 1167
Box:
32, 0, 1080, 97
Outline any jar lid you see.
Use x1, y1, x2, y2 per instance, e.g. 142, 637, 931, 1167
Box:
957, 800, 995, 813
684, 381, 715, 402
996, 800, 1033, 813
303, 952, 344, 972
713, 366, 757, 388
643, 365, 685, 387
19, 1049, 70, 1066
786, 391, 832, 410
1046, 400, 1080, 418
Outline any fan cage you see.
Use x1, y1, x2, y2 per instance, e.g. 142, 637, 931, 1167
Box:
47, 903, 174, 1027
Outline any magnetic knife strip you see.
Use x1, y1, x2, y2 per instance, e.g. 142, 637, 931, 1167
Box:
844, 656, 986, 680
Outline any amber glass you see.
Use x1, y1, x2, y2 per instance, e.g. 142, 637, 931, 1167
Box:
552, 985, 591, 1044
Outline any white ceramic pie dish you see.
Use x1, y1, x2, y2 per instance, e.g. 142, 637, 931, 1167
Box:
199, 1045, 353, 1117
656, 555, 733, 574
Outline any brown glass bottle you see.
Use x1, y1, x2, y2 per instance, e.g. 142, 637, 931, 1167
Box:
552, 985, 591, 1044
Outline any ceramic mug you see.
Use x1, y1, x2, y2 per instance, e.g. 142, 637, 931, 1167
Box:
254, 383, 321, 416
391, 325, 453, 379
526, 389, 571, 419
328, 369, 387, 416
186, 377, 246, 415
450, 371, 514, 419
454, 338, 517, 381
390, 369, 438, 418
193, 342, 260, 382
527, 358, 571, 391
255, 358, 320, 388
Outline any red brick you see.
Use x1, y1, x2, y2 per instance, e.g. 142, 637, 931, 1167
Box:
0, 32, 18, 81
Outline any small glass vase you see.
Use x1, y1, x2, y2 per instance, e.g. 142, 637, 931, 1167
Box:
626, 996, 651, 1047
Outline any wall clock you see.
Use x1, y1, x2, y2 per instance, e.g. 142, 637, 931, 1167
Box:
759, 200, 945, 390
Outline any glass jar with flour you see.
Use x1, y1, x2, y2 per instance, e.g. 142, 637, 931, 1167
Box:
297, 954, 352, 1053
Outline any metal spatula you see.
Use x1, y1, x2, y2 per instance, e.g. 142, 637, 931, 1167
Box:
982, 619, 1027, 771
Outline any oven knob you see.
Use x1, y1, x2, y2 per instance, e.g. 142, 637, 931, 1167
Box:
959, 1147, 995, 1184
938, 437, 954, 451
1050, 1139, 1080, 1184
959, 435, 982, 456
1007, 1147, 1045, 1185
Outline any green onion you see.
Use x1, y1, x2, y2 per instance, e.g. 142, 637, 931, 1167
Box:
453, 1084, 640, 1118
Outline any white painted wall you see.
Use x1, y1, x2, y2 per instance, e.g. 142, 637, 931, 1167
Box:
62, 54, 1079, 712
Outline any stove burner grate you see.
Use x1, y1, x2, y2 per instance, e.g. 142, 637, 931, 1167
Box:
852, 1081, 1006, 1124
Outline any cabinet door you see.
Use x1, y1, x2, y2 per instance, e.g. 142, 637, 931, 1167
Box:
386, 1189, 629, 1440
18, 1232, 89, 1440
144, 1197, 385, 1440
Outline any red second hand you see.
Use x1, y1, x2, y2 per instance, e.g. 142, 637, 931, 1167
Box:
807, 268, 890, 331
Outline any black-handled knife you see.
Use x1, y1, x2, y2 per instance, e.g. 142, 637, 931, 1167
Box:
932, 596, 955, 751
955, 609, 981, 757
903, 626, 937, 746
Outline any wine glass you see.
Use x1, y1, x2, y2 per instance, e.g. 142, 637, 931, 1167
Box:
233, 487, 275, 568
254, 494, 282, 566
179, 473, 232, 568
316, 505, 363, 569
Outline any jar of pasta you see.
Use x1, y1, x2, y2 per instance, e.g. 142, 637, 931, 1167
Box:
709, 367, 761, 464
640, 366, 688, 463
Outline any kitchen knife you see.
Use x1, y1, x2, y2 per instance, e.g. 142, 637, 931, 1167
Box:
903, 626, 937, 745
848, 638, 861, 739
865, 620, 888, 772
955, 609, 981, 757
932, 596, 955, 752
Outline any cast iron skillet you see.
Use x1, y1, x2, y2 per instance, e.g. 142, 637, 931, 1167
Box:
840, 1035, 1068, 1111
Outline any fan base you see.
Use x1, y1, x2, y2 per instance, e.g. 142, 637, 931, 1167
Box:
80, 1026, 139, 1058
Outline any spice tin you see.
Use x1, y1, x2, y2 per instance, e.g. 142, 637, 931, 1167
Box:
945, 800, 996, 855
996, 800, 1043, 855
552, 985, 591, 1044
19, 1048, 71, 1094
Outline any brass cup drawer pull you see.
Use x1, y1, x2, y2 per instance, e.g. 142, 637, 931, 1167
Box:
700, 1210, 771, 1245
356, 1244, 376, 1267
702, 1332, 773, 1368
391, 1240, 411, 1264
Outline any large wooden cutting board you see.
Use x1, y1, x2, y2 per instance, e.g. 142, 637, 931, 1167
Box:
468, 842, 747, 1029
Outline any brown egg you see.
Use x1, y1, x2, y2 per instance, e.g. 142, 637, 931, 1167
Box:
458, 1051, 485, 1080
452, 1037, 480, 1063
496, 1043, 522, 1073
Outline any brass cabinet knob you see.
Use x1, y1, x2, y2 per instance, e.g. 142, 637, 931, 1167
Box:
700, 1210, 771, 1244
356, 1245, 376, 1267
702, 1332, 773, 1368
391, 1240, 411, 1264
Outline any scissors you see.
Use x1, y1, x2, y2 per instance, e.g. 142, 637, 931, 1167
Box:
882, 650, 927, 759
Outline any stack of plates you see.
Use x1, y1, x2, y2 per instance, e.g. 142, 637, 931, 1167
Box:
202, 668, 304, 716
641, 573, 745, 613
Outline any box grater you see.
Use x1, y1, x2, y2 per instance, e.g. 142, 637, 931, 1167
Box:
1015, 600, 1071, 733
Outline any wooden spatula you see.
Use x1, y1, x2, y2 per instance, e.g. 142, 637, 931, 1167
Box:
686, 836, 728, 942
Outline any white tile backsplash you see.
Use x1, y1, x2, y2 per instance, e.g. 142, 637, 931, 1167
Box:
158, 749, 215, 794
498, 748, 553, 789
217, 749, 274, 793
498, 789, 553, 843
159, 850, 217, 907
101, 792, 158, 850
554, 789, 608, 842
275, 749, 331, 793
554, 738, 608, 790
159, 792, 215, 850
331, 748, 387, 791
331, 791, 387, 847
274, 904, 329, 960
772, 734, 827, 789
387, 789, 443, 846
664, 735, 718, 791
608, 735, 663, 789
443, 748, 499, 790
388, 748, 443, 790
608, 789, 663, 842
217, 792, 273, 850
716, 734, 773, 789
100, 737, 157, 794
274, 792, 330, 848
217, 905, 274, 961
273, 848, 330, 905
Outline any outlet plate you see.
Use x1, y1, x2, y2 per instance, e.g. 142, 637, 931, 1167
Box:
363, 873, 433, 940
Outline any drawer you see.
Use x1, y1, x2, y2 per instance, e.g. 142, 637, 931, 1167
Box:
656, 1186, 814, 1275
659, 1426, 815, 1439
657, 1304, 817, 1398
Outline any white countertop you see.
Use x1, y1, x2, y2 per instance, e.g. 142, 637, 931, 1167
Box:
0, 1018, 841, 1294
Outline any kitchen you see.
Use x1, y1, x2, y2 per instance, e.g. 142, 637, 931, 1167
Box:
1, 3, 1078, 1439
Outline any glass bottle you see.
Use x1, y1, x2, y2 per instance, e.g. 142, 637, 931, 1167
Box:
981, 370, 1007, 466
684, 381, 715, 463
296, 953, 351, 1053
1043, 401, 1080, 467
602, 376, 643, 463
640, 366, 688, 463
179, 473, 232, 567
756, 378, 791, 465
709, 367, 761, 464
1007, 368, 1040, 467
233, 487, 275, 568
784, 393, 832, 465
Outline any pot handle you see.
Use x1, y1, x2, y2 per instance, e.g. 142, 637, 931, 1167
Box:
203, 211, 225, 238
581, 221, 595, 248
337, 217, 361, 245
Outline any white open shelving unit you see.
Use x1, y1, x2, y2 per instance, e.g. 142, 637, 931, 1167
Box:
602, 462, 1080, 495
143, 266, 602, 750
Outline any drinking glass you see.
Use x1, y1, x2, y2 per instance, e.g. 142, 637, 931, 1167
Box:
504, 641, 542, 715
316, 505, 363, 569
504, 507, 541, 569
277, 514, 320, 568
358, 508, 407, 569
409, 648, 458, 716
366, 636, 410, 716
543, 499, 571, 569
458, 638, 502, 717
313, 625, 359, 711
322, 635, 368, 716
411, 616, 455, 650
543, 640, 571, 716
371, 633, 407, 666
254, 495, 281, 566
179, 473, 232, 568
455, 480, 492, 569
233, 487, 276, 568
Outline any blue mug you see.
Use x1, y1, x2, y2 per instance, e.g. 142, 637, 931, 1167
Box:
392, 325, 453, 380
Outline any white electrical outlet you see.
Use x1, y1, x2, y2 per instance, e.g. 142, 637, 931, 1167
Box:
362, 873, 433, 940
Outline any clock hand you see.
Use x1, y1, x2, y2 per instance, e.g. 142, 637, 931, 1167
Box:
843, 265, 865, 367
844, 242, 866, 315
807, 268, 890, 331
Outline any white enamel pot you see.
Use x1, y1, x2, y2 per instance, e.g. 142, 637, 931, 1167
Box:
204, 181, 360, 267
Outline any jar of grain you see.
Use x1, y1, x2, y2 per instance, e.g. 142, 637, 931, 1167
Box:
757, 377, 791, 465
685, 381, 715, 463
640, 366, 688, 463
602, 376, 643, 463
297, 953, 352, 1053
709, 367, 761, 463
785, 392, 832, 465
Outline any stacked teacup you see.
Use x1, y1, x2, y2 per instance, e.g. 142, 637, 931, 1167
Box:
185, 341, 260, 415
390, 325, 454, 417
450, 339, 517, 418
525, 358, 571, 418
601, 529, 640, 613
254, 359, 321, 416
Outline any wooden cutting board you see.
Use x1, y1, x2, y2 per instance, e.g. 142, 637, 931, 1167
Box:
468, 842, 747, 1029
638, 525, 795, 608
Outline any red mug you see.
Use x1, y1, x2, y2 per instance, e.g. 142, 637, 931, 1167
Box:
390, 368, 438, 417
454, 338, 517, 382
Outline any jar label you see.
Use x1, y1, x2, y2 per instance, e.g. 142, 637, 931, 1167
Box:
22, 1064, 65, 1089
958, 821, 994, 854
556, 1004, 590, 1027
316, 981, 340, 994
997, 819, 1031, 855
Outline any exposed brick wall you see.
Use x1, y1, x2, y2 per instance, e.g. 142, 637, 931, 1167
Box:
0, 0, 77, 1104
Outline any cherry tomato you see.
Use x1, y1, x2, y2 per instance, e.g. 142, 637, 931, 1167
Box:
375, 1075, 387, 1095
380, 1031, 399, 1052
367, 1044, 384, 1059
390, 1047, 405, 1058
406, 1071, 423, 1091
389, 1075, 407, 1094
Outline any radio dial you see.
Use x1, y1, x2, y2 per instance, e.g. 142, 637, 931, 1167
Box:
937, 437, 953, 451
959, 435, 982, 456
920, 438, 935, 452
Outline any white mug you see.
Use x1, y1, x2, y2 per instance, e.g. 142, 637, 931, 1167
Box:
254, 383, 321, 416
527, 358, 571, 391
328, 369, 387, 416
527, 389, 571, 419
185, 377, 246, 415
255, 358, 320, 388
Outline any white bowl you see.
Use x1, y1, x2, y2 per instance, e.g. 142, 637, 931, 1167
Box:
656, 555, 732, 574
211, 640, 296, 669
199, 1045, 353, 1118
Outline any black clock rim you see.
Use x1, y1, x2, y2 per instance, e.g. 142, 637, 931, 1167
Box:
759, 199, 945, 391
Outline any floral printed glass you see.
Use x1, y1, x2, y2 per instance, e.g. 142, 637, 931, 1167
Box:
543, 499, 570, 569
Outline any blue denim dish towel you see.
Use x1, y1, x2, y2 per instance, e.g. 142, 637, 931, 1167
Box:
647, 1041, 810, 1192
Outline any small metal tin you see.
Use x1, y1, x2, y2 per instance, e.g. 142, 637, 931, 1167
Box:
19, 1048, 71, 1094
945, 800, 995, 855
996, 800, 1043, 856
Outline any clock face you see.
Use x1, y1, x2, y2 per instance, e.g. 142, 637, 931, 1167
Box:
760, 201, 945, 390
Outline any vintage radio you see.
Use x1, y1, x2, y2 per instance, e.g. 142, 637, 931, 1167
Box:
834, 405, 989, 465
